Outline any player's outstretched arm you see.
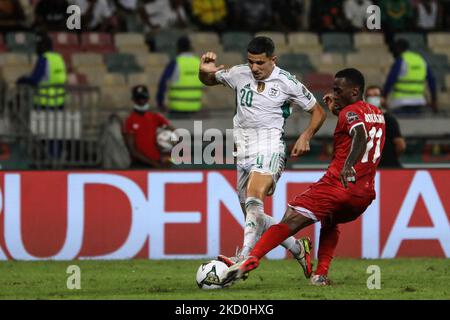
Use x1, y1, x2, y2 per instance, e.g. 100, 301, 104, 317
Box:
198, 51, 224, 86
291, 102, 327, 157
340, 125, 366, 188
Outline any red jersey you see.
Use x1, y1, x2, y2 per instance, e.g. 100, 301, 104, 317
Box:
124, 111, 169, 162
322, 101, 386, 197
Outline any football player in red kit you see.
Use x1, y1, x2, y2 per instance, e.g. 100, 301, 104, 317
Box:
222, 68, 386, 286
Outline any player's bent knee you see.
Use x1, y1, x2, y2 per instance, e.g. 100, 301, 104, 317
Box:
281, 207, 315, 233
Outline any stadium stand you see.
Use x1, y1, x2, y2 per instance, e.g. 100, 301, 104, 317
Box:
0, 0, 449, 170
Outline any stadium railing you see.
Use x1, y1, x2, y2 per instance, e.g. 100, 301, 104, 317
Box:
3, 84, 101, 169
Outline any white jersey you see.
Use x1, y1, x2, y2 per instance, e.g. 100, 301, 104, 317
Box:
215, 64, 316, 132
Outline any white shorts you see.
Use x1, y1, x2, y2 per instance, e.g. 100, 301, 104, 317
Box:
234, 128, 287, 203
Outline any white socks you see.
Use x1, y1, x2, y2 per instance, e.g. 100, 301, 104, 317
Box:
261, 213, 302, 258
241, 197, 266, 257
240, 197, 302, 259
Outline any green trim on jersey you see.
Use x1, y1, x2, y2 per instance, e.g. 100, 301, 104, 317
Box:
281, 101, 291, 119
279, 69, 299, 85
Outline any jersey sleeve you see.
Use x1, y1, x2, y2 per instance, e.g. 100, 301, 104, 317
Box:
215, 65, 242, 89
339, 106, 365, 135
155, 113, 170, 127
287, 81, 317, 111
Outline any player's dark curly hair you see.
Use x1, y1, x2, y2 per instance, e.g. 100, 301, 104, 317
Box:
335, 68, 365, 97
247, 36, 275, 57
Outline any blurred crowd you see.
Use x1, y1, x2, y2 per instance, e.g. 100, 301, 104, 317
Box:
1, 0, 449, 34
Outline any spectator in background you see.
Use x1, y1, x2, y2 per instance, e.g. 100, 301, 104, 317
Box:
17, 32, 67, 159
379, 0, 414, 33
228, 0, 272, 32
442, 0, 450, 30
273, 0, 304, 32
112, 0, 139, 31
34, 0, 69, 31
17, 32, 67, 110
415, 0, 440, 31
157, 36, 204, 118
310, 0, 349, 31
366, 85, 406, 168
383, 39, 437, 115
190, 0, 227, 32
343, 0, 373, 31
124, 85, 176, 168
139, 0, 187, 32
69, 0, 118, 32
0, 0, 26, 31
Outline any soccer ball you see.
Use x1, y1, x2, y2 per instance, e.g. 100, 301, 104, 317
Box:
156, 128, 176, 153
196, 260, 229, 290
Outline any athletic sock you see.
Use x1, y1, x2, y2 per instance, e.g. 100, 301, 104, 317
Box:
315, 225, 340, 275
249, 223, 291, 260
241, 197, 265, 258
262, 214, 302, 257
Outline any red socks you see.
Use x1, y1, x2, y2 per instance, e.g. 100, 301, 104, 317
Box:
315, 225, 340, 276
249, 223, 291, 259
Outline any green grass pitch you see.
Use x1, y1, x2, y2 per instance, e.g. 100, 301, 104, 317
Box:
0, 258, 449, 300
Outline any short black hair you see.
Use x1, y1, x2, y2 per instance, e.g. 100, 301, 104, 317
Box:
395, 38, 410, 52
177, 36, 191, 53
36, 32, 53, 52
247, 36, 275, 57
335, 68, 365, 96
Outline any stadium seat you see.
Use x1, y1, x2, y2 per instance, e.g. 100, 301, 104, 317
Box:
189, 32, 221, 52
72, 53, 104, 69
445, 74, 450, 90
0, 65, 33, 85
105, 53, 143, 74
287, 32, 322, 54
127, 73, 152, 87
345, 52, 393, 69
364, 71, 387, 88
77, 66, 108, 86
321, 33, 354, 54
115, 33, 148, 54
255, 31, 289, 54
310, 53, 345, 74
100, 86, 131, 109
219, 52, 244, 68
135, 52, 170, 69
102, 73, 127, 87
124, 13, 146, 33
422, 52, 449, 69
67, 72, 88, 85
115, 32, 146, 48
49, 32, 80, 51
437, 91, 450, 111
221, 32, 253, 54
5, 32, 36, 53
0, 53, 30, 66
81, 32, 115, 54
143, 65, 165, 82
153, 30, 187, 57
278, 53, 315, 75
428, 32, 450, 50
303, 72, 334, 94
421, 52, 450, 90
345, 52, 376, 67
353, 32, 385, 48
394, 33, 426, 51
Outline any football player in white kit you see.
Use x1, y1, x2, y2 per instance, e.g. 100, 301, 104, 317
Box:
199, 37, 327, 278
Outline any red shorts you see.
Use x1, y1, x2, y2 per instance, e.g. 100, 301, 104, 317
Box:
288, 180, 374, 226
